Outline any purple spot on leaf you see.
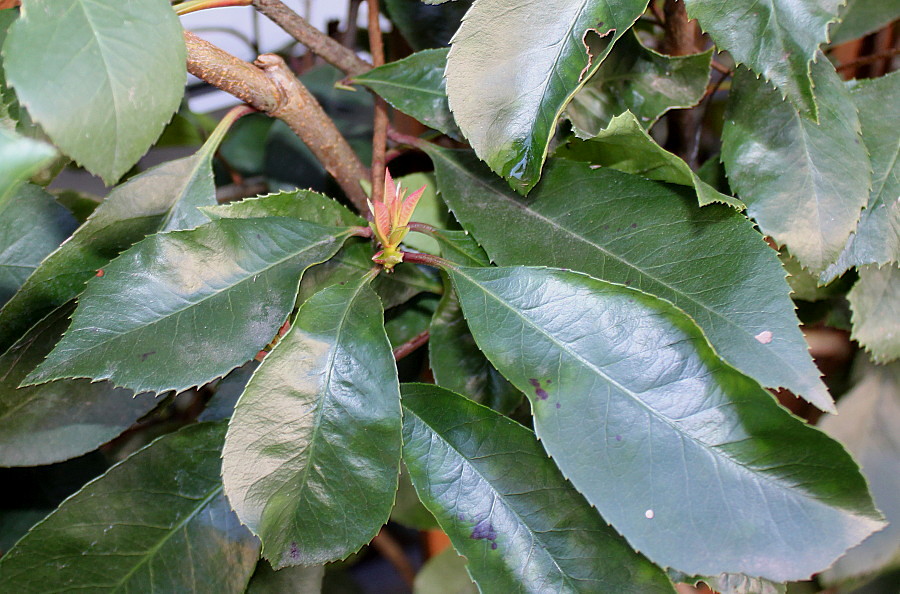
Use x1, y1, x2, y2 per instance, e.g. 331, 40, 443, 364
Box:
615, 435, 622, 441
631, 223, 637, 228
536, 388, 549, 400
471, 519, 497, 543
491, 542, 498, 550
289, 542, 300, 560
555, 403, 561, 409
528, 378, 540, 389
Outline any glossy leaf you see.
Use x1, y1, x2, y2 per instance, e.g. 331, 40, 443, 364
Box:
567, 31, 711, 135
683, 0, 842, 119
222, 276, 401, 567
2, 0, 186, 183
722, 60, 870, 275
413, 548, 477, 594
820, 361, 900, 586
821, 72, 900, 282
26, 218, 351, 394
202, 189, 365, 228
448, 265, 884, 580
0, 129, 232, 354
0, 127, 56, 205
848, 265, 900, 364
204, 190, 440, 307
0, 422, 260, 592
558, 111, 742, 208
0, 305, 158, 467
445, 0, 649, 193
427, 146, 832, 411
0, 184, 77, 308
401, 383, 674, 593
829, 0, 900, 45
353, 49, 460, 139
430, 284, 522, 414
384, 0, 472, 50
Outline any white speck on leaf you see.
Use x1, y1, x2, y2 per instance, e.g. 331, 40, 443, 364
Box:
755, 330, 773, 344
645, 509, 654, 519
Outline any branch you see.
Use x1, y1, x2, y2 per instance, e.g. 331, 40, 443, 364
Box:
393, 330, 430, 362
251, 0, 372, 76
368, 0, 389, 206
184, 32, 370, 212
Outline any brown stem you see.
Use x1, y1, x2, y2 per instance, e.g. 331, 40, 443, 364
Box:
251, 0, 372, 76
649, 0, 665, 27
393, 330, 430, 362
662, 0, 704, 167
836, 47, 900, 71
185, 32, 370, 211
368, 0, 389, 207
387, 127, 425, 149
400, 251, 453, 269
371, 529, 416, 586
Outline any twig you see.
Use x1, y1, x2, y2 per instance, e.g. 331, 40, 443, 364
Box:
371, 529, 416, 586
342, 0, 362, 48
710, 60, 731, 75
387, 127, 425, 148
649, 0, 665, 27
393, 330, 430, 362
835, 47, 900, 71
184, 32, 370, 211
251, 0, 372, 76
661, 0, 703, 167
174, 0, 252, 16
368, 0, 389, 207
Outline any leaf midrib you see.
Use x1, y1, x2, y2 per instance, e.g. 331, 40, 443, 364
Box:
454, 267, 838, 508
29, 227, 343, 381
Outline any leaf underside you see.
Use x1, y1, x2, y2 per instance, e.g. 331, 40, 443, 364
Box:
848, 265, 900, 364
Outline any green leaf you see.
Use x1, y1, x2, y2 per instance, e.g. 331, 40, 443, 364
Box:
0, 422, 260, 591
401, 383, 674, 592
566, 31, 712, 135
0, 184, 77, 308
821, 72, 900, 282
683, 0, 842, 119
820, 361, 900, 586
413, 548, 477, 594
222, 276, 401, 567
430, 284, 522, 414
0, 127, 56, 205
26, 218, 350, 394
0, 305, 158, 467
558, 111, 742, 208
0, 128, 232, 354
352, 49, 460, 139
391, 465, 438, 531
447, 265, 884, 580
0, 9, 17, 128
672, 572, 787, 594
829, 0, 900, 45
246, 561, 324, 594
203, 191, 441, 307
722, 59, 870, 275
202, 189, 366, 228
1, 0, 186, 184
445, 0, 649, 193
848, 265, 900, 364
427, 146, 833, 411
384, 0, 471, 51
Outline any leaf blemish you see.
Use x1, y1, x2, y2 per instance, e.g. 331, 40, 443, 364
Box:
471, 518, 498, 548
528, 378, 549, 400
289, 541, 300, 560
139, 351, 156, 362
755, 330, 773, 344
